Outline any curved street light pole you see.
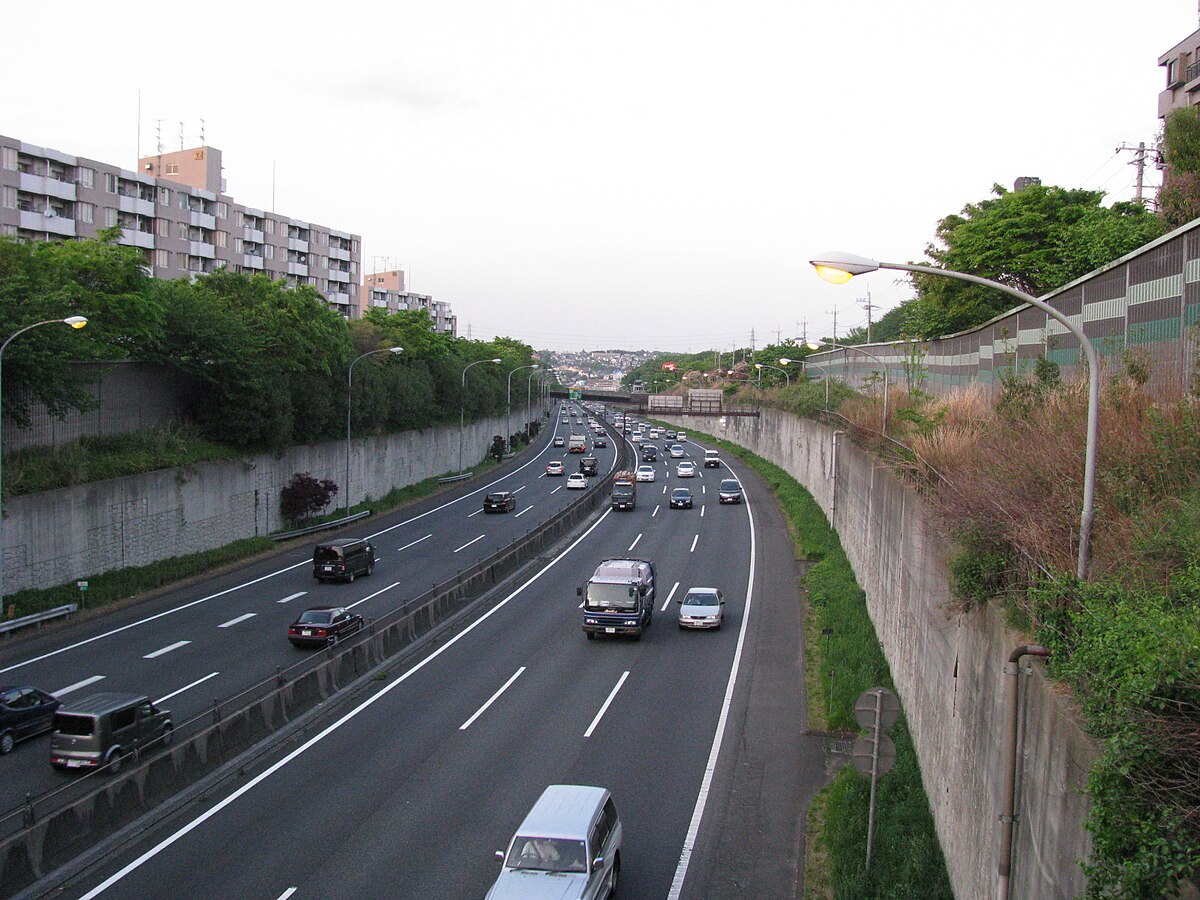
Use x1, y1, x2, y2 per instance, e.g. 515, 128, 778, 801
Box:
346, 346, 403, 514
0, 315, 88, 600
460, 358, 502, 474
507, 364, 538, 448
805, 338, 889, 431
812, 251, 1099, 581
527, 368, 547, 435
754, 362, 791, 387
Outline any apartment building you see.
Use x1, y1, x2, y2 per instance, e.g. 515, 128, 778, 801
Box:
362, 268, 457, 335
0, 136, 362, 317
1158, 23, 1200, 120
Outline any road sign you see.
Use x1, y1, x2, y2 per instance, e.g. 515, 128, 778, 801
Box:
855, 687, 900, 729
851, 733, 896, 776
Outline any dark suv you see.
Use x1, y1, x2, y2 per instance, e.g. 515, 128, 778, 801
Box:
312, 539, 376, 583
484, 491, 518, 513
718, 479, 743, 504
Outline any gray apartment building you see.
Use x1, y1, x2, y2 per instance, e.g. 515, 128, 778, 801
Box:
362, 268, 457, 335
0, 136, 363, 317
1158, 20, 1200, 120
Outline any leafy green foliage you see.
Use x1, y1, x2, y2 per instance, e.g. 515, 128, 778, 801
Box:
279, 472, 338, 524
948, 527, 1013, 608
1159, 108, 1200, 229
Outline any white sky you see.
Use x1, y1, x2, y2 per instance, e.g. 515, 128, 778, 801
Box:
3, 1, 1197, 352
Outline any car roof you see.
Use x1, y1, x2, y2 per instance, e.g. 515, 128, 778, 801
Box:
57, 692, 151, 715
672, 487, 692, 494
684, 587, 720, 597
515, 785, 610, 839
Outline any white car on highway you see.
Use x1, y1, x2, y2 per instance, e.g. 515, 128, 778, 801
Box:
566, 473, 587, 490
677, 587, 724, 630
635, 465, 656, 482
676, 461, 696, 478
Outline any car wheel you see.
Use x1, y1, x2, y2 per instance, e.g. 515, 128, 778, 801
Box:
715, 621, 722, 631
586, 632, 595, 641
0, 731, 13, 755
346, 570, 355, 583
161, 725, 174, 747
367, 562, 375, 576
106, 748, 123, 775
609, 852, 620, 897
328, 632, 339, 646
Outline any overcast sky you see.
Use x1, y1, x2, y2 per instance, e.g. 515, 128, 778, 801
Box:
4, 1, 1197, 352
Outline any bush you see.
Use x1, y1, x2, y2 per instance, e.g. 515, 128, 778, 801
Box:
279, 472, 338, 524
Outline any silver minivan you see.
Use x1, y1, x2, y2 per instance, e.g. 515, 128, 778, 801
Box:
487, 784, 622, 899
49, 692, 172, 774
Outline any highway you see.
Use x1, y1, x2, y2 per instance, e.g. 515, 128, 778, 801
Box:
51, 417, 788, 899
0, 403, 618, 814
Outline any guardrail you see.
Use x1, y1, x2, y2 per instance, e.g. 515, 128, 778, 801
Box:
269, 510, 373, 542
436, 473, 472, 484
0, 423, 632, 896
0, 604, 78, 639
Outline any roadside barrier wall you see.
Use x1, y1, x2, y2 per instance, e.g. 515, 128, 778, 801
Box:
679, 409, 1097, 900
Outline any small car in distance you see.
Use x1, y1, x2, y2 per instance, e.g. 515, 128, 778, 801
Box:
676, 461, 696, 478
669, 487, 693, 509
546, 460, 566, 476
677, 431, 688, 442
704, 449, 721, 468
718, 478, 743, 503
484, 491, 517, 513
592, 434, 608, 448
635, 465, 656, 482
641, 444, 658, 462
630, 432, 641, 443
0, 685, 61, 755
553, 436, 566, 448
579, 456, 599, 476
665, 430, 677, 439
677, 587, 724, 630
288, 606, 364, 648
566, 473, 588, 490
669, 444, 685, 458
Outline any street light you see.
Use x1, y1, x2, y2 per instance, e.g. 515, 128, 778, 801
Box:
527, 368, 547, 435
460, 358, 502, 473
754, 362, 791, 387
0, 315, 88, 600
781, 357, 827, 409
804, 338, 889, 431
810, 250, 1100, 581
507, 364, 538, 448
346, 346, 402, 514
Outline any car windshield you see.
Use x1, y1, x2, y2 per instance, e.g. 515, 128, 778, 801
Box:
297, 610, 334, 625
585, 583, 638, 611
486, 493, 508, 502
506, 836, 588, 873
721, 481, 740, 490
673, 490, 690, 498
685, 592, 720, 607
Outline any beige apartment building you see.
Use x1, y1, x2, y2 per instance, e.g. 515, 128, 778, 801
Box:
1158, 23, 1200, 120
0, 136, 363, 317
362, 268, 457, 334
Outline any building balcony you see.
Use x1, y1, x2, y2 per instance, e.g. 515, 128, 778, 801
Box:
327, 290, 350, 306
287, 261, 309, 277
189, 210, 216, 230
329, 269, 350, 283
19, 172, 76, 202
189, 240, 215, 259
242, 226, 263, 243
19, 209, 76, 237
287, 237, 309, 253
329, 245, 350, 261
242, 254, 264, 270
117, 194, 155, 217
118, 228, 155, 250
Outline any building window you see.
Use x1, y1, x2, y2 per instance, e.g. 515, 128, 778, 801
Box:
104, 173, 118, 193
77, 202, 94, 224
264, 244, 274, 260
1, 147, 16, 171
215, 230, 227, 248
77, 167, 95, 188
1, 186, 15, 209
174, 252, 187, 270
234, 238, 242, 254
155, 249, 168, 269
104, 208, 118, 227
159, 187, 171, 205
217, 201, 227, 219
264, 218, 275, 235
165, 163, 179, 175
154, 217, 167, 236
179, 193, 189, 210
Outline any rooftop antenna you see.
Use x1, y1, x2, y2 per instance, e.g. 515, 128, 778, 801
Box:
199, 117, 205, 146
179, 121, 184, 151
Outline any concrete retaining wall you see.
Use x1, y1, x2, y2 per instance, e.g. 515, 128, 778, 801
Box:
680, 409, 1097, 900
2, 408, 548, 595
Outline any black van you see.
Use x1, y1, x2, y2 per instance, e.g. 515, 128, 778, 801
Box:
313, 538, 376, 583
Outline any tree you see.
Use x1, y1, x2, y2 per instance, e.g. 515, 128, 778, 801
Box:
1158, 107, 1200, 228
279, 472, 338, 524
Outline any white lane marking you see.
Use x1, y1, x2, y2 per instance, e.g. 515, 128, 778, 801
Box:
397, 534, 433, 553
155, 672, 220, 705
460, 666, 526, 730
652, 505, 659, 517
346, 582, 402, 610
0, 559, 310, 677
454, 534, 486, 553
218, 613, 257, 629
75, 507, 616, 900
277, 592, 307, 604
515, 505, 534, 518
690, 535, 699, 553
661, 581, 680, 612
54, 675, 105, 697
668, 456, 757, 899
628, 533, 642, 552
702, 485, 706, 494
584, 671, 630, 738
662, 486, 667, 494
143, 641, 191, 659
550, 485, 563, 494
276, 889, 297, 900
701, 506, 706, 517
513, 485, 527, 493
467, 508, 484, 518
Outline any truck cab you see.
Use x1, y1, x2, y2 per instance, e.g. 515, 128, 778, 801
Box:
579, 558, 657, 640
611, 471, 636, 510
567, 434, 587, 453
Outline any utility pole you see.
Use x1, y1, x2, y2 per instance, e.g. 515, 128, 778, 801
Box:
1117, 142, 1152, 206
859, 288, 875, 343
827, 308, 839, 343
797, 319, 807, 345
750, 328, 757, 353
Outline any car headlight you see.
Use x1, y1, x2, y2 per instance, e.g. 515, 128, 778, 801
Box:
585, 618, 598, 624
624, 620, 638, 627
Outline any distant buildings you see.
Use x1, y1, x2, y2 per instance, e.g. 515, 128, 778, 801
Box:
362, 269, 457, 335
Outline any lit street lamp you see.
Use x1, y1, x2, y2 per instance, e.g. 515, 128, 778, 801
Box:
804, 338, 889, 431
346, 347, 403, 514
754, 362, 791, 387
810, 250, 1100, 581
507, 364, 538, 448
460, 358, 502, 473
0, 315, 88, 599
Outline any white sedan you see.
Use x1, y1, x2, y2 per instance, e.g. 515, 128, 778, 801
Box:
676, 461, 696, 477
636, 465, 656, 482
677, 587, 724, 630
669, 444, 686, 458
566, 473, 588, 490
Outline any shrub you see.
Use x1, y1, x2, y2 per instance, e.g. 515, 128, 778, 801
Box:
279, 472, 338, 524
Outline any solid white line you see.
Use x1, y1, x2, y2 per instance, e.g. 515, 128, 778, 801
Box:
276, 889, 297, 900
155, 672, 220, 705
454, 534, 486, 553
76, 508, 616, 900
143, 641, 190, 659
515, 506, 534, 518
277, 592, 307, 604
459, 667, 526, 730
661, 581, 680, 612
54, 675, 105, 697
584, 671, 630, 738
690, 534, 699, 553
396, 534, 433, 552
346, 582, 402, 610
628, 533, 642, 552
668, 457, 757, 899
218, 613, 256, 629
467, 509, 484, 518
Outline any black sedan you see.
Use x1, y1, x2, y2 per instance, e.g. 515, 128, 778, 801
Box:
483, 491, 518, 513
0, 685, 61, 755
288, 607, 364, 648
670, 487, 694, 509
593, 435, 607, 448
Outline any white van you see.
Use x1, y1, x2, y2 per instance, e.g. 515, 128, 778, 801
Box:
488, 784, 622, 899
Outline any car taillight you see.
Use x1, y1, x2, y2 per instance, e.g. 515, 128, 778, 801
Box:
314, 628, 327, 637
